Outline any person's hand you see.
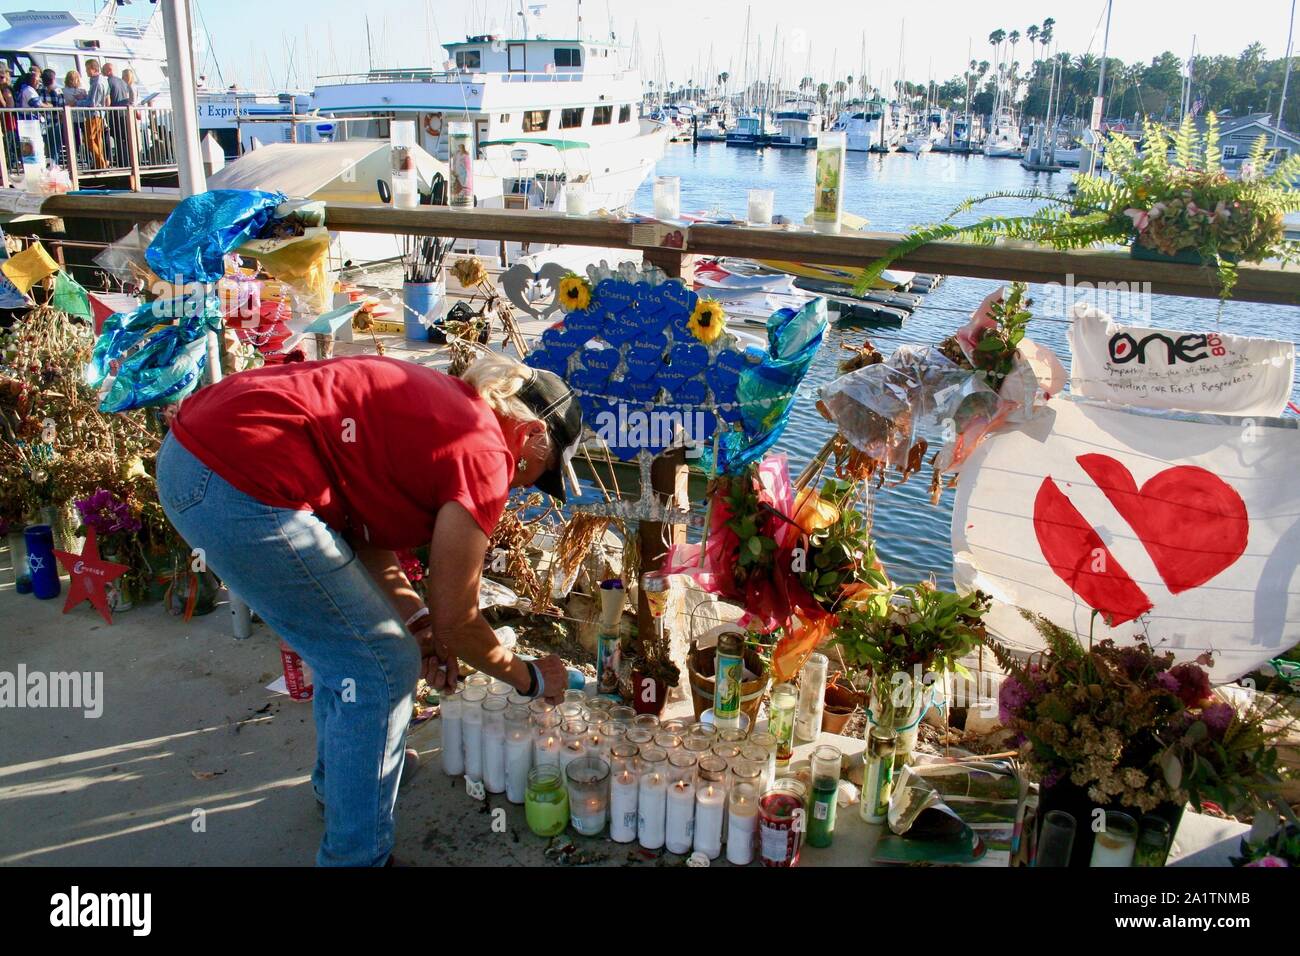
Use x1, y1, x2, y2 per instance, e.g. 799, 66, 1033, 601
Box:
533, 654, 569, 704
411, 615, 459, 689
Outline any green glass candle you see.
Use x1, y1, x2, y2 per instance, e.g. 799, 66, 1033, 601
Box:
525, 765, 570, 837
806, 744, 841, 848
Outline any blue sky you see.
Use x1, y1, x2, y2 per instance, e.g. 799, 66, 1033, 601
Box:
2, 0, 1292, 92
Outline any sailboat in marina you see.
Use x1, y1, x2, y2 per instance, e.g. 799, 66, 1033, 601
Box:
984, 105, 1023, 157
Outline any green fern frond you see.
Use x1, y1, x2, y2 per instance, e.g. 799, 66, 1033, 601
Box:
1173, 114, 1196, 169
1204, 112, 1221, 174
1247, 133, 1270, 168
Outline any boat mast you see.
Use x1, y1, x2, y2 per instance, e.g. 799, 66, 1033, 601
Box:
1276, 0, 1296, 147
1087, 0, 1113, 176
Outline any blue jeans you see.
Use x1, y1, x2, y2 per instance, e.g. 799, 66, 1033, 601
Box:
156, 433, 420, 866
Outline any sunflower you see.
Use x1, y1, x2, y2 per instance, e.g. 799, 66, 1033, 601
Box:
557, 273, 592, 312
687, 298, 726, 345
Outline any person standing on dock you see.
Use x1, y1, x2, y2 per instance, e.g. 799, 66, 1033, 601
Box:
155, 354, 582, 866
83, 59, 109, 170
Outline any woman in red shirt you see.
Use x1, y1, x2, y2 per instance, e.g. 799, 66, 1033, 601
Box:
157, 354, 582, 866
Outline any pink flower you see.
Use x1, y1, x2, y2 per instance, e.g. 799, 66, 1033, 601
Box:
1200, 701, 1234, 736
1212, 200, 1231, 222
954, 289, 1002, 361
1245, 856, 1289, 867
1125, 207, 1151, 232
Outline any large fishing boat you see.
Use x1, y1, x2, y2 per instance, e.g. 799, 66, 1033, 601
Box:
769, 98, 820, 149
830, 98, 901, 153
311, 34, 669, 213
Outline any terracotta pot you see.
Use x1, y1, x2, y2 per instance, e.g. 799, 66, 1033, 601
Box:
686, 640, 770, 723
822, 681, 863, 734
630, 669, 669, 716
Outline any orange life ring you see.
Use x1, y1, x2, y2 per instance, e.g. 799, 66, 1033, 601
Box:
423, 113, 443, 138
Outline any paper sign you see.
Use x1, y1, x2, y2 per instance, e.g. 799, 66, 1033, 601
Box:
952, 397, 1300, 682
629, 222, 688, 250
1068, 305, 1295, 416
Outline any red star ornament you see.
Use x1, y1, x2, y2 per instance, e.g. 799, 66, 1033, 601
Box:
54, 526, 130, 625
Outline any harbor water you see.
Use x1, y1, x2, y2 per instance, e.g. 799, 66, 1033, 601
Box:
632, 143, 1300, 586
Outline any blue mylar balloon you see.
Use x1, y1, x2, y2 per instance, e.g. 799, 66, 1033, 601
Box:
145, 189, 286, 283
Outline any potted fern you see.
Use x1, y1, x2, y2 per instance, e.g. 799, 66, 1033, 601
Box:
855, 113, 1300, 300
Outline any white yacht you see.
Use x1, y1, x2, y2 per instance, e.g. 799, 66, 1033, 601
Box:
984, 106, 1023, 158
0, 4, 312, 160
831, 98, 901, 153
312, 35, 668, 213
770, 98, 820, 149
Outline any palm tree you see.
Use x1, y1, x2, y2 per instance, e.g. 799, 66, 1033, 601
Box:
719, 70, 729, 96
1040, 18, 1055, 49
1026, 24, 1039, 64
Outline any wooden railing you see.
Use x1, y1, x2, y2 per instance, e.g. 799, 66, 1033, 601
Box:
34, 192, 1300, 306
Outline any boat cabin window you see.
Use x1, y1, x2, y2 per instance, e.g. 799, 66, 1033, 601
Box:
455, 50, 481, 70
619, 104, 632, 123
560, 107, 584, 129
522, 109, 550, 132
499, 114, 511, 123
0, 52, 36, 78
554, 48, 582, 68
592, 105, 612, 125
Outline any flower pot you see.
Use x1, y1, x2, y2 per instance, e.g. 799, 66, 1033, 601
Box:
1037, 779, 1185, 868
630, 668, 669, 716
686, 640, 770, 724
1129, 242, 1236, 266
822, 681, 862, 735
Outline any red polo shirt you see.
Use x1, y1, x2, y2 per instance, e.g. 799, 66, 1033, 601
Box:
171, 356, 513, 549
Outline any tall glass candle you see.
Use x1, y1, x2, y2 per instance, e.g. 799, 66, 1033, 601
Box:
758, 779, 807, 867
726, 782, 759, 866
634, 713, 661, 733
636, 746, 669, 850
461, 686, 486, 781
1090, 812, 1139, 867
713, 629, 746, 729
812, 131, 846, 234
654, 730, 683, 753
447, 121, 474, 208
440, 692, 465, 776
769, 682, 798, 766
743, 732, 777, 790
660, 718, 690, 736
559, 718, 588, 774
1134, 815, 1173, 868
596, 720, 625, 766
795, 654, 828, 742
860, 727, 897, 823
664, 751, 698, 854
504, 704, 532, 804
481, 697, 508, 794
652, 176, 680, 220
806, 744, 841, 848
1035, 810, 1077, 868
528, 699, 555, 727
693, 755, 728, 860
609, 743, 640, 843
747, 188, 775, 226
534, 723, 561, 770
610, 705, 636, 726
566, 756, 610, 836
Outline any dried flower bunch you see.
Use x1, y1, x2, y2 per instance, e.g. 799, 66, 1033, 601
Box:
993, 613, 1290, 815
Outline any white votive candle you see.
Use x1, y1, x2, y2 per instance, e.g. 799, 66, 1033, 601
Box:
638, 772, 668, 849
440, 694, 464, 776
505, 733, 532, 804
726, 784, 759, 865
653, 176, 680, 220
483, 725, 506, 794
747, 188, 774, 225
694, 782, 727, 859
610, 770, 639, 843
559, 738, 587, 775
462, 706, 483, 782
534, 732, 560, 769
665, 779, 696, 854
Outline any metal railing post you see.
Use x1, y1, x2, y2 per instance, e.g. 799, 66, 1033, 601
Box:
126, 110, 141, 190
60, 105, 78, 190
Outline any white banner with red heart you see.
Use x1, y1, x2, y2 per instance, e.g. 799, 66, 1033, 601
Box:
951, 397, 1300, 683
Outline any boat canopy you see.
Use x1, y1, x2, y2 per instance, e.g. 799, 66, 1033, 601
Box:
207, 141, 446, 203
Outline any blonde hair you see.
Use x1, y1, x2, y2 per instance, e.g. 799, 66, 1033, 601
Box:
461, 354, 540, 424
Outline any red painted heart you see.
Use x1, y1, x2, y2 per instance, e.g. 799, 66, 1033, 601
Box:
1033, 455, 1249, 625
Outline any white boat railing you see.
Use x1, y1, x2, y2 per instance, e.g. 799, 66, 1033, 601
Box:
0, 105, 177, 189
315, 69, 627, 87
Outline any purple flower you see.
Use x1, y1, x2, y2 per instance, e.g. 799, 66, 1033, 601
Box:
1201, 702, 1234, 736
75, 488, 141, 536
998, 675, 1033, 723
1156, 672, 1180, 694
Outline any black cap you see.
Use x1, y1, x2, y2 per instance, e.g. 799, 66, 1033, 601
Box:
517, 366, 583, 502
